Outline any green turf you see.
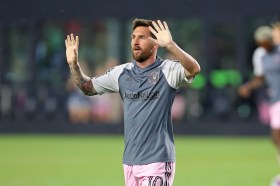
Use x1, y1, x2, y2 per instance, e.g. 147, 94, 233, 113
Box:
0, 135, 279, 186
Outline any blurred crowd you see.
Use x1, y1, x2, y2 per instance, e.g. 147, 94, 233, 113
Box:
0, 18, 275, 125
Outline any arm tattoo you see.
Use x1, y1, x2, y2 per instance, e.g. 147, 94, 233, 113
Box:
69, 63, 97, 96
80, 80, 95, 96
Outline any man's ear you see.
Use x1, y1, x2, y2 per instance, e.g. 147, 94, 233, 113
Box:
149, 37, 158, 48
151, 42, 158, 51
155, 43, 159, 50
153, 41, 158, 47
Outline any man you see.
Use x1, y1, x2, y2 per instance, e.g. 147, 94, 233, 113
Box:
251, 26, 272, 124
65, 19, 200, 186
239, 24, 280, 163
272, 22, 280, 46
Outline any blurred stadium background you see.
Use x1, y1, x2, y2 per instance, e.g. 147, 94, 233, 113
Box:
0, 0, 280, 185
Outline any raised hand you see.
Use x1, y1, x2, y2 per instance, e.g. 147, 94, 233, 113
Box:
65, 33, 79, 65
64, 33, 96, 96
148, 20, 174, 48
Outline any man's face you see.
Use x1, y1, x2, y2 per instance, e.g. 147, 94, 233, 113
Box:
272, 27, 280, 45
131, 26, 156, 62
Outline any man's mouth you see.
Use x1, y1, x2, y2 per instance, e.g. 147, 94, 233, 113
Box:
134, 46, 141, 51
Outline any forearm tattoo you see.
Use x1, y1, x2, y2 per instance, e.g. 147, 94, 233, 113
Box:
69, 64, 96, 96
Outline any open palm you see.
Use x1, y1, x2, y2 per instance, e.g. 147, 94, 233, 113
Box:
65, 34, 79, 65
149, 20, 173, 48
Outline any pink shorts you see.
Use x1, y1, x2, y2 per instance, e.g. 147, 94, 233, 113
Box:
270, 101, 280, 129
123, 162, 175, 186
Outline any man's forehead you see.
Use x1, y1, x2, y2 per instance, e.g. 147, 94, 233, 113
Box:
132, 26, 150, 35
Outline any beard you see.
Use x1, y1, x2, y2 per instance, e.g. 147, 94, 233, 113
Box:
132, 45, 154, 63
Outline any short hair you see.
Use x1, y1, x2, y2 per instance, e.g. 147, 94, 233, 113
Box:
254, 26, 272, 42
132, 18, 156, 39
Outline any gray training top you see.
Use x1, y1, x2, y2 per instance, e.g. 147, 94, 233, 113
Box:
92, 57, 192, 165
257, 46, 280, 104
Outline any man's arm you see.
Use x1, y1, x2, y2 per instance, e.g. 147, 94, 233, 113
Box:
149, 20, 201, 79
238, 76, 265, 98
65, 34, 97, 96
165, 42, 200, 79
68, 63, 97, 96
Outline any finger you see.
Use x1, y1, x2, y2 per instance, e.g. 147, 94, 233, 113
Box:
157, 20, 165, 30
163, 21, 169, 31
75, 36, 79, 48
149, 26, 158, 38
152, 21, 161, 32
70, 33, 75, 45
67, 35, 71, 44
65, 39, 69, 48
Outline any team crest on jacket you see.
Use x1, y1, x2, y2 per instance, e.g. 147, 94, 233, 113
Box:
148, 71, 160, 84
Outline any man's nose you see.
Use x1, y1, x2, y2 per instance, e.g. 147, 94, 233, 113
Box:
133, 37, 140, 44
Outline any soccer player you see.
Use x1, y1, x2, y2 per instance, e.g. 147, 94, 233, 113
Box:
65, 19, 200, 186
239, 24, 280, 163
250, 26, 271, 124
272, 22, 280, 46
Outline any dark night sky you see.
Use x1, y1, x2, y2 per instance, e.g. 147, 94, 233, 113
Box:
0, 0, 279, 22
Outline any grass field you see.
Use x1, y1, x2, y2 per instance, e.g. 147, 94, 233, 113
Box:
0, 134, 279, 186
